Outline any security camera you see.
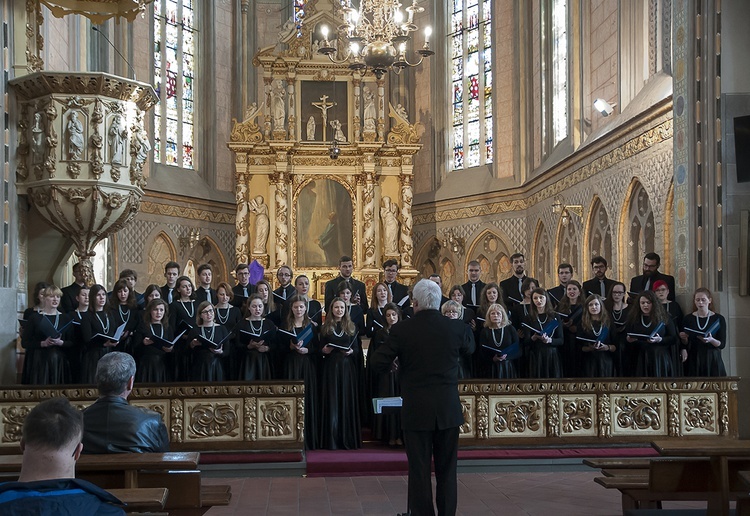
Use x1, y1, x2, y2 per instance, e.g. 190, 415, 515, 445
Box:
329, 140, 341, 160
593, 98, 616, 117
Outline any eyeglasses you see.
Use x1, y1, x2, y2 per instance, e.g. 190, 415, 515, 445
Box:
278, 273, 291, 277
384, 268, 398, 273
200, 309, 214, 314
612, 291, 625, 295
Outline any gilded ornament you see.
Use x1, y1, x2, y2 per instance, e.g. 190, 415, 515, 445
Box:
547, 395, 560, 437
668, 393, 681, 436
562, 398, 593, 433
187, 403, 240, 438
260, 401, 293, 438
170, 399, 183, 443
2, 405, 31, 443
459, 398, 474, 436
598, 394, 612, 438
615, 397, 662, 431
683, 396, 715, 433
720, 391, 729, 436
494, 400, 542, 434
245, 397, 257, 441
475, 395, 488, 439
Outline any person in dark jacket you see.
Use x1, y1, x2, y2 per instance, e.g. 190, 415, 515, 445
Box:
0, 397, 125, 515
82, 352, 169, 454
370, 279, 475, 516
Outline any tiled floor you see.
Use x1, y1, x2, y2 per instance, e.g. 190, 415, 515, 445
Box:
202, 471, 706, 515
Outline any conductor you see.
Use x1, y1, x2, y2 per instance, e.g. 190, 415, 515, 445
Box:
370, 279, 475, 516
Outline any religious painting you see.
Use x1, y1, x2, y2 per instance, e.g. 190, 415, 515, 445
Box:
300, 80, 349, 142
296, 179, 353, 267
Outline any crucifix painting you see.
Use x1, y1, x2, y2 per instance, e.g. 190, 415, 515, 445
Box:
300, 80, 349, 142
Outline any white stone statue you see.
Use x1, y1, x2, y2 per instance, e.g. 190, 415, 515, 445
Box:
249, 195, 269, 255
271, 80, 286, 131
395, 103, 409, 123
306, 116, 316, 141
363, 86, 376, 132
243, 101, 264, 124
66, 111, 84, 160
108, 114, 128, 165
330, 119, 346, 142
31, 112, 45, 164
381, 196, 400, 256
133, 124, 152, 164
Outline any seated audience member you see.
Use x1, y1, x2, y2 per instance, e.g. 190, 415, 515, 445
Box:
82, 352, 169, 453
0, 397, 125, 515
582, 256, 617, 299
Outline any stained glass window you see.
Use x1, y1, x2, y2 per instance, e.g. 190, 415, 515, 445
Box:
153, 0, 195, 169
450, 0, 492, 171
541, 0, 568, 149
293, 1, 305, 37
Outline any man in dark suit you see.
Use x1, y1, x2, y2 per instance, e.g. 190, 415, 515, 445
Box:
628, 252, 676, 301
324, 255, 368, 313
547, 263, 573, 308
499, 253, 527, 307
231, 263, 255, 308
383, 259, 411, 312
582, 256, 617, 299
61, 262, 86, 313
194, 263, 218, 305
370, 279, 474, 516
460, 260, 485, 310
273, 265, 296, 304
160, 261, 180, 304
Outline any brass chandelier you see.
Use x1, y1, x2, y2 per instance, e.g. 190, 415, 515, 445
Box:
318, 0, 433, 79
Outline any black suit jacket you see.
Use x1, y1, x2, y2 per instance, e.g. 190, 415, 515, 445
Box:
582, 277, 617, 299
194, 287, 218, 305
499, 276, 526, 307
370, 309, 474, 431
231, 283, 254, 308
461, 280, 486, 309
628, 271, 676, 301
385, 281, 411, 309
61, 282, 83, 314
160, 284, 177, 304
324, 276, 369, 313
82, 396, 169, 454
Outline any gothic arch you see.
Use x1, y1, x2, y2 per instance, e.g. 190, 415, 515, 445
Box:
584, 196, 613, 274
184, 235, 229, 287
439, 257, 457, 295
618, 178, 655, 284
465, 228, 512, 283
555, 215, 581, 280
415, 236, 441, 280
532, 220, 552, 288
145, 231, 177, 286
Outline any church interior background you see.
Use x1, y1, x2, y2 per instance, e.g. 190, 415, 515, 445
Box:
0, 0, 749, 436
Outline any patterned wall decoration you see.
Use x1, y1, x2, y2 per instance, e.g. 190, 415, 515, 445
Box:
140, 201, 235, 225
118, 220, 159, 263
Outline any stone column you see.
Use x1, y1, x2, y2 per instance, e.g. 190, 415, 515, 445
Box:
272, 165, 289, 267
400, 163, 415, 269
361, 160, 376, 268
353, 77, 361, 143
376, 78, 386, 142
235, 168, 249, 264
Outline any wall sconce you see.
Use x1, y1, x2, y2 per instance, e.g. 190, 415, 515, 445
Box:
552, 197, 583, 227
441, 229, 465, 256
593, 98, 617, 117
179, 228, 202, 251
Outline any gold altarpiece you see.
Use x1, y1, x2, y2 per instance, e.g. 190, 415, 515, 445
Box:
228, 0, 422, 294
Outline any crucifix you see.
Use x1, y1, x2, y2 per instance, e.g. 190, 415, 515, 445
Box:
312, 94, 336, 141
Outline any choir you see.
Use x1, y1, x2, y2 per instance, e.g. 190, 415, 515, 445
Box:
19, 253, 729, 450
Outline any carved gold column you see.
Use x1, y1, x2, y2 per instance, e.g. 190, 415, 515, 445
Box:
360, 160, 376, 268
353, 76, 361, 143
376, 78, 385, 142
235, 169, 249, 264
263, 77, 273, 140
10, 72, 158, 284
240, 0, 250, 113
286, 74, 296, 141
400, 172, 414, 269
271, 161, 289, 268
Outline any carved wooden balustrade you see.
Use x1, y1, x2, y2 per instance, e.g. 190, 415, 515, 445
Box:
0, 378, 738, 454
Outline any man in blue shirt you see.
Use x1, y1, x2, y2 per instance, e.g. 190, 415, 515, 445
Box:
0, 397, 124, 515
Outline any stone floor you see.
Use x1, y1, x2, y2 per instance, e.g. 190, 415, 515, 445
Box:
202, 470, 707, 515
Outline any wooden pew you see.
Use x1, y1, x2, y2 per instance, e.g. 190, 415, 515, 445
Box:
107, 487, 169, 512
0, 452, 230, 511
593, 458, 750, 512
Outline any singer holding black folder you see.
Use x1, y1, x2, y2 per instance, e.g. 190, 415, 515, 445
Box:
625, 291, 677, 377
187, 302, 229, 381
319, 297, 361, 450
21, 285, 73, 385
133, 299, 174, 383
80, 284, 118, 384
169, 276, 197, 382
679, 288, 727, 377
579, 295, 615, 377
522, 288, 563, 379
281, 295, 320, 449
236, 294, 277, 381
479, 303, 520, 379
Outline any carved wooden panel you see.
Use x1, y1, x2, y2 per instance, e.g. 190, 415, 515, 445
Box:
560, 395, 597, 436
680, 393, 719, 436
611, 394, 667, 436
488, 396, 545, 438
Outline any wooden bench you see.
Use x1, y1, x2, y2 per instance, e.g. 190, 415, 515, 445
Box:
0, 452, 230, 511
108, 487, 169, 512
593, 458, 750, 512
583, 458, 653, 469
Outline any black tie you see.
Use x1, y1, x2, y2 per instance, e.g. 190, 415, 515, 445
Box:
518, 277, 523, 297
